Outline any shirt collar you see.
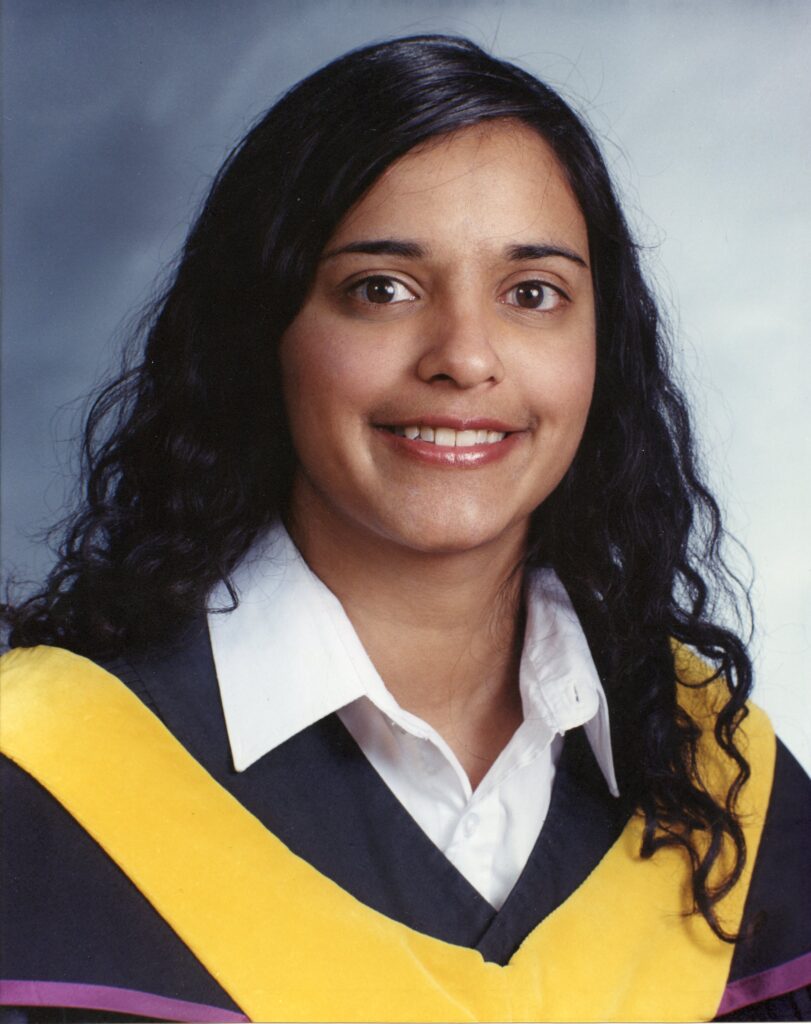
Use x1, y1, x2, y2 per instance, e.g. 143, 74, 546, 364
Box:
208, 521, 618, 795
520, 570, 618, 795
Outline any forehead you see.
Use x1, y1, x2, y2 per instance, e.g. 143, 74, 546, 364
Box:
331, 120, 588, 257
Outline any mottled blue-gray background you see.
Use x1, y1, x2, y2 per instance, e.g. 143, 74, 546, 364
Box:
3, 0, 809, 769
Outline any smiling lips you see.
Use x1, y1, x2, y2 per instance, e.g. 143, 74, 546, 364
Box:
378, 420, 523, 466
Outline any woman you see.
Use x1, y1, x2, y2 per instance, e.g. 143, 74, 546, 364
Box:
1, 34, 809, 1023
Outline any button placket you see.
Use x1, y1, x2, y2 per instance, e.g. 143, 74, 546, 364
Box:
462, 811, 480, 838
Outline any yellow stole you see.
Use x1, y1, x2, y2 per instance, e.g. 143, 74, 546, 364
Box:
0, 645, 775, 1022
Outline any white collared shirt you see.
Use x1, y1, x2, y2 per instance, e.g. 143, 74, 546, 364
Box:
208, 522, 618, 909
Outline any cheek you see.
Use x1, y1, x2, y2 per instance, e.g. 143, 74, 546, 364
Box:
557, 350, 597, 421
281, 316, 404, 423
279, 319, 395, 470
280, 320, 338, 405
520, 333, 596, 435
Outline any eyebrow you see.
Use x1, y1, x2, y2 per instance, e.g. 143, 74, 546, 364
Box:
505, 243, 588, 268
322, 238, 588, 268
322, 239, 426, 260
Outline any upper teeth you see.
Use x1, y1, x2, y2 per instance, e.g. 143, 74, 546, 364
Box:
392, 426, 506, 446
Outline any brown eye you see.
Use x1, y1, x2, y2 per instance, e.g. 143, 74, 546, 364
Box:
350, 275, 416, 305
503, 280, 563, 312
516, 283, 544, 308
365, 277, 397, 303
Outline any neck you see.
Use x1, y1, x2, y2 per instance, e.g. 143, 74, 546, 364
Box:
286, 495, 529, 786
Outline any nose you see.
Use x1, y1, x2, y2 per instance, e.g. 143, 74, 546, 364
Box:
416, 303, 505, 388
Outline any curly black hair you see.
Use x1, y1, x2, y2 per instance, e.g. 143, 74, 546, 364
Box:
4, 35, 753, 940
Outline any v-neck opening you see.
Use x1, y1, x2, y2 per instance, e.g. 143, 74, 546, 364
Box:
117, 629, 630, 966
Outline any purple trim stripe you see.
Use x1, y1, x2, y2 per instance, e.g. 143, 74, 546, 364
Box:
0, 979, 249, 1022
717, 950, 811, 1016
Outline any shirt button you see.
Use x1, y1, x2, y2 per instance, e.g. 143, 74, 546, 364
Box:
462, 813, 480, 838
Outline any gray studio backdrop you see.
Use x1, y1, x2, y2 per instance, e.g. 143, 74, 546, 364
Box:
3, 0, 809, 770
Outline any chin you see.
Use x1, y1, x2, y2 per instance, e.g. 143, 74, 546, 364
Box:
374, 506, 527, 558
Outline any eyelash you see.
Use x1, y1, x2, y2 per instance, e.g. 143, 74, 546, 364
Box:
345, 275, 569, 312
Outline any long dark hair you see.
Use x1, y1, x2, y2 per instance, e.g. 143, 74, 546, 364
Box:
5, 35, 752, 939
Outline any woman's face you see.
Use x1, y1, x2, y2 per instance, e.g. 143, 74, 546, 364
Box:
279, 120, 595, 558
